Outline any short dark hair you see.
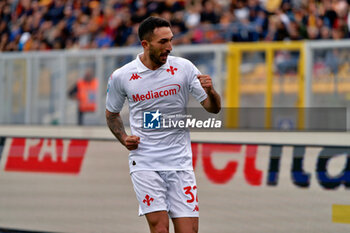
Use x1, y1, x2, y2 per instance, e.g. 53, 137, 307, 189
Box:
138, 16, 171, 41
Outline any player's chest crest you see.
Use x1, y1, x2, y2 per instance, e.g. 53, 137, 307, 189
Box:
166, 66, 178, 75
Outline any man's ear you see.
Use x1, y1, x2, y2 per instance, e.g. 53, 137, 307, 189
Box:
141, 40, 149, 49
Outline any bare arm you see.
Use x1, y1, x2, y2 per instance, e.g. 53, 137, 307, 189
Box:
105, 109, 140, 150
197, 75, 221, 114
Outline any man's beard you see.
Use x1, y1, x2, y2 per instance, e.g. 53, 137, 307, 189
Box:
150, 52, 164, 66
149, 46, 168, 66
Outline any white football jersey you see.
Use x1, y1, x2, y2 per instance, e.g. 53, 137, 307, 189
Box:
106, 54, 207, 173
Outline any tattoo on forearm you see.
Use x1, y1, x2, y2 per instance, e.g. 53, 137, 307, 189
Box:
209, 91, 221, 109
203, 90, 221, 113
106, 112, 126, 144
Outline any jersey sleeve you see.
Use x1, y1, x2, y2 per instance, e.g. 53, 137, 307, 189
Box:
188, 61, 208, 103
106, 71, 126, 113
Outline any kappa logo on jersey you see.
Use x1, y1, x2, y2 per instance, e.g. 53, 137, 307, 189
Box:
143, 110, 161, 129
129, 73, 142, 81
132, 84, 181, 102
143, 194, 154, 206
166, 66, 178, 75
4, 138, 88, 174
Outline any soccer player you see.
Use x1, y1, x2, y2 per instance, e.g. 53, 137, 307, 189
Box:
106, 16, 221, 233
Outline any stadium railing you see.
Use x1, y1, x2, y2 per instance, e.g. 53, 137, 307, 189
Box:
1, 40, 350, 130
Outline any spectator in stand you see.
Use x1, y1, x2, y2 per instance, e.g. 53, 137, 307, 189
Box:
1, 0, 350, 52
200, 0, 220, 24
68, 67, 98, 125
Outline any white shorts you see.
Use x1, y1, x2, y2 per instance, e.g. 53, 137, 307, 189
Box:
130, 170, 199, 218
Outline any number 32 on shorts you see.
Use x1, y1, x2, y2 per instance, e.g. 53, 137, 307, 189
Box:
183, 185, 198, 203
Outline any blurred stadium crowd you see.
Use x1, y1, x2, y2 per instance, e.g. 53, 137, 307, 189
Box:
1, 0, 350, 52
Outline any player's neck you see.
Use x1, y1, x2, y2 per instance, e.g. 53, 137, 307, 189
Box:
140, 53, 161, 70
